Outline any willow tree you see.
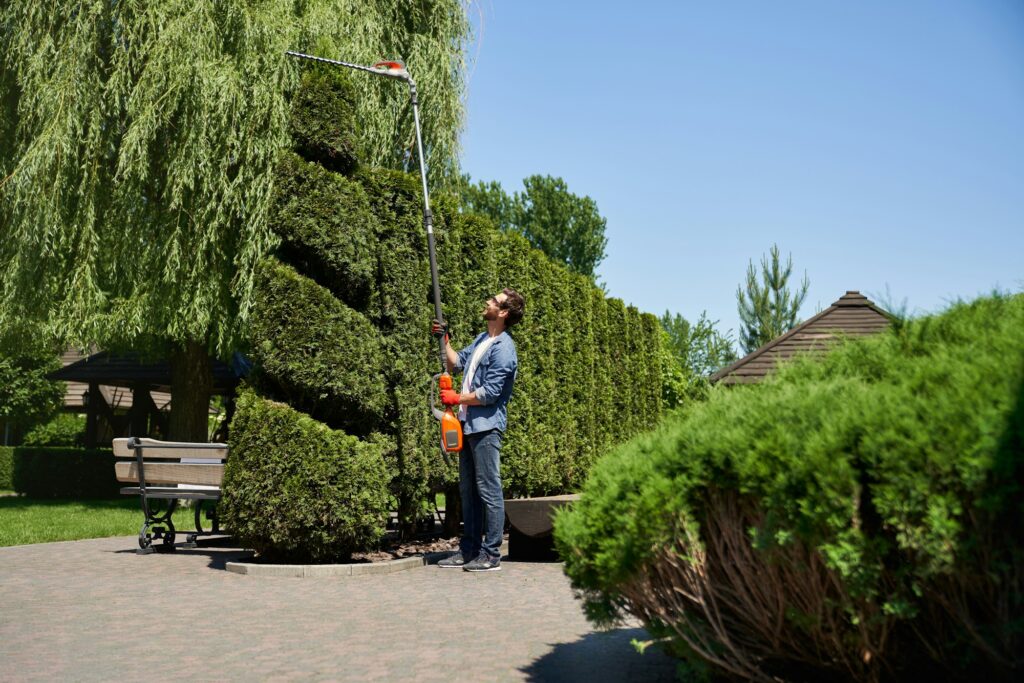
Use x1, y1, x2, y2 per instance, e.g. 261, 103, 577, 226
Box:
0, 1, 470, 439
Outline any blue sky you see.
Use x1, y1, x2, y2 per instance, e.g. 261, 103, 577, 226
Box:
458, 0, 1024, 342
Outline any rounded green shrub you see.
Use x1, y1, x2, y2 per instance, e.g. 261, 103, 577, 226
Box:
222, 387, 391, 563
556, 293, 1024, 681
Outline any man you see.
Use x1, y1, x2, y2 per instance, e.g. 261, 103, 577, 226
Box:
434, 288, 525, 572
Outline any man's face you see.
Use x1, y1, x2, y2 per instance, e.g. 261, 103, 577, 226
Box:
482, 292, 509, 321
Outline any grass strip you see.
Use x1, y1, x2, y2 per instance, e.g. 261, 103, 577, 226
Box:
0, 497, 201, 547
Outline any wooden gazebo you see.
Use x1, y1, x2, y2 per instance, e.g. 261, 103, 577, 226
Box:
47, 350, 243, 446
711, 291, 891, 386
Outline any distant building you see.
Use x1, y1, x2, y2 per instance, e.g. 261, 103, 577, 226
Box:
711, 291, 891, 385
48, 350, 243, 446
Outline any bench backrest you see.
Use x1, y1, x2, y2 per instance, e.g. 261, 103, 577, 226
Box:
113, 437, 229, 488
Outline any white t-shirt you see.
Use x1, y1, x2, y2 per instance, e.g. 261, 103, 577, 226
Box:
458, 335, 497, 421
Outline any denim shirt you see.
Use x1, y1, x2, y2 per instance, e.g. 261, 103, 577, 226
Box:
454, 331, 518, 435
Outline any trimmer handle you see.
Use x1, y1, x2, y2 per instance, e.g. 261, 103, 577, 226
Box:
430, 373, 445, 421
430, 372, 463, 455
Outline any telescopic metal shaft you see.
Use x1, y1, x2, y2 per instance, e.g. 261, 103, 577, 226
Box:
286, 50, 447, 374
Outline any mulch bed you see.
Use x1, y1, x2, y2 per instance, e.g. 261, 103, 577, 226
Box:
350, 533, 461, 564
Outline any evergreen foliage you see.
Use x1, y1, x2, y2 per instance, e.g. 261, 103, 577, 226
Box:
288, 68, 362, 175
12, 448, 119, 498
0, 448, 12, 490
247, 258, 388, 435
555, 293, 1024, 681
736, 244, 810, 353
270, 152, 379, 309
229, 70, 662, 555
221, 388, 391, 563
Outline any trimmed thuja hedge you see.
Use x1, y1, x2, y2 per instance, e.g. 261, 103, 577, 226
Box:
225, 68, 661, 558
0, 447, 12, 489
222, 388, 390, 563
11, 448, 119, 498
555, 293, 1024, 682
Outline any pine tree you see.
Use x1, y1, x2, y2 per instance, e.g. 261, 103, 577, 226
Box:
736, 245, 810, 353
0, 0, 471, 439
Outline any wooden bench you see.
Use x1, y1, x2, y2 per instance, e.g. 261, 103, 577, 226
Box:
113, 437, 228, 554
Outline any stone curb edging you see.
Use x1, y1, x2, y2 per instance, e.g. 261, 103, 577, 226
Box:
226, 551, 451, 577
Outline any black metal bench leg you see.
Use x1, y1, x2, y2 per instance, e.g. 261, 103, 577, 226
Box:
136, 498, 178, 553
137, 520, 155, 555
185, 500, 206, 548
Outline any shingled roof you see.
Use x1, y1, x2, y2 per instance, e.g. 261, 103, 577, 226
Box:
711, 291, 891, 385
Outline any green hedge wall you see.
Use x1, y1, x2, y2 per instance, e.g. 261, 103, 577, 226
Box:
233, 70, 662, 547
0, 446, 12, 489
555, 293, 1024, 681
12, 448, 119, 498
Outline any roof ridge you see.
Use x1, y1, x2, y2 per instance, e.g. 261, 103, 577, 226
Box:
711, 290, 893, 384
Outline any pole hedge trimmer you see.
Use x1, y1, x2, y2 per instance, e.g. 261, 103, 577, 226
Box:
285, 51, 461, 457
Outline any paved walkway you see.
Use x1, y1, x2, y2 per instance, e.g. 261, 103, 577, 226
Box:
0, 536, 678, 682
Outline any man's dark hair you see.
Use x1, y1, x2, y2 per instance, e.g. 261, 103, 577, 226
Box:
501, 288, 525, 327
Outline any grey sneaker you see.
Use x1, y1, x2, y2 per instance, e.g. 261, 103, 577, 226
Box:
463, 553, 501, 572
437, 552, 467, 568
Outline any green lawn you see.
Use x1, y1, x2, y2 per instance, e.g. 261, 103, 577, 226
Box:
0, 493, 446, 548
0, 496, 198, 547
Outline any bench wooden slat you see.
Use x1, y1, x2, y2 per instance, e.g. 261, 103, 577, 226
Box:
115, 462, 224, 487
113, 437, 228, 460
119, 487, 222, 500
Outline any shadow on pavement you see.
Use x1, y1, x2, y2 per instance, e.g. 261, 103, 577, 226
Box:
520, 627, 679, 682
109, 538, 253, 570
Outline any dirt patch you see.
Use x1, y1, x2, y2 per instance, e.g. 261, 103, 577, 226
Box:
350, 534, 461, 563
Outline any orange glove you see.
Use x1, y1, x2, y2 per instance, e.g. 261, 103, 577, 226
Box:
440, 388, 461, 406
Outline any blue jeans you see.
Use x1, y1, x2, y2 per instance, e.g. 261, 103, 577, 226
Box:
459, 429, 505, 561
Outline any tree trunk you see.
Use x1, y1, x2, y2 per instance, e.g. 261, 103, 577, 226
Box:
398, 492, 417, 541
168, 339, 212, 442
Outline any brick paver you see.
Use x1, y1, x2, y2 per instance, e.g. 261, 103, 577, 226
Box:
0, 537, 677, 682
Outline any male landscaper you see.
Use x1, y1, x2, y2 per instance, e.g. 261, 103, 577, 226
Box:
433, 288, 524, 572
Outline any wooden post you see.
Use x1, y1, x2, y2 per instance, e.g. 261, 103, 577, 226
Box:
129, 381, 154, 437
85, 382, 100, 447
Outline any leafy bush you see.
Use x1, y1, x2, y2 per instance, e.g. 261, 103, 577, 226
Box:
22, 414, 85, 447
12, 448, 119, 498
0, 323, 64, 435
556, 293, 1024, 682
221, 387, 391, 563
